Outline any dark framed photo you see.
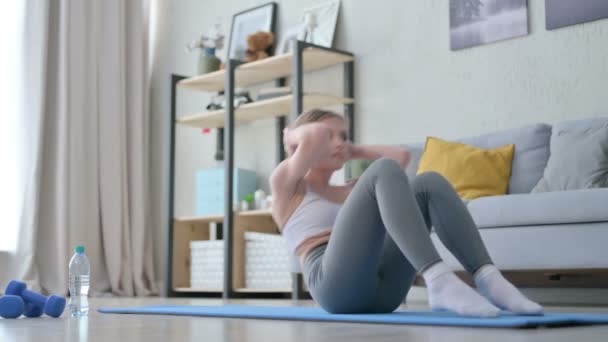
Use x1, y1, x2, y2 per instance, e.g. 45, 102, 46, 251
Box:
227, 2, 277, 61
546, 0, 608, 30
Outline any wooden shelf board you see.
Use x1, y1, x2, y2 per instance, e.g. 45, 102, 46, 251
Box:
175, 287, 292, 294
177, 93, 353, 129
177, 47, 353, 92
174, 215, 224, 224
173, 210, 272, 224
234, 288, 292, 293
237, 209, 272, 217
174, 287, 222, 293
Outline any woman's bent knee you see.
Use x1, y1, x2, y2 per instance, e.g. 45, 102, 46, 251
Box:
414, 171, 449, 186
365, 158, 404, 178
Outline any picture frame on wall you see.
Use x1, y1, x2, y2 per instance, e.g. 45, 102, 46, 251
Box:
227, 2, 277, 61
546, 0, 608, 30
449, 0, 529, 50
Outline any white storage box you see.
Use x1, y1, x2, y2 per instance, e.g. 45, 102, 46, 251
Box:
190, 240, 224, 289
244, 232, 291, 289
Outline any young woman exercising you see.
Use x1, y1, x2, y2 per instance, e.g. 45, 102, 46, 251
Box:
269, 109, 543, 317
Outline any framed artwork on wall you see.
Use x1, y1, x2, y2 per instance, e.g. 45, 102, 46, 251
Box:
546, 0, 608, 30
449, 0, 529, 50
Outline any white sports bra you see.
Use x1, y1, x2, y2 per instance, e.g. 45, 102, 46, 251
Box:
281, 184, 342, 254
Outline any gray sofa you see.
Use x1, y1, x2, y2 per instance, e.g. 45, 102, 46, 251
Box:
290, 117, 608, 293
404, 117, 608, 278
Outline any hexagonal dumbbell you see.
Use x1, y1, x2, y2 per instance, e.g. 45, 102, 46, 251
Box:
0, 295, 25, 319
5, 280, 66, 318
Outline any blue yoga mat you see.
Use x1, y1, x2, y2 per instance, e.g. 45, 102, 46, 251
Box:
98, 305, 608, 328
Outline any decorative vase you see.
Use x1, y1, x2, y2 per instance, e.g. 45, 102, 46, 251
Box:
198, 47, 220, 75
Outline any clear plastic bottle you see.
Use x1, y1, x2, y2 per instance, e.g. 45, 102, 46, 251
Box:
68, 245, 90, 317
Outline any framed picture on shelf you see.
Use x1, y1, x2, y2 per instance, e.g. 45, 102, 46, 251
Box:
227, 2, 277, 61
301, 0, 340, 48
276, 24, 306, 55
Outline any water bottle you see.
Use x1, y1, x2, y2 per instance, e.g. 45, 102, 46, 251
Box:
68, 245, 90, 317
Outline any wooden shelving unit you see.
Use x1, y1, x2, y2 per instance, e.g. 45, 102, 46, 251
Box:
177, 47, 353, 92
171, 210, 276, 295
177, 93, 353, 129
174, 215, 225, 224
174, 209, 272, 223
174, 287, 223, 293
166, 41, 355, 299
234, 288, 291, 293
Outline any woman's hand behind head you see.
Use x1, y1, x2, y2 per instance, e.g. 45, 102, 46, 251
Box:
283, 127, 296, 156
283, 122, 333, 158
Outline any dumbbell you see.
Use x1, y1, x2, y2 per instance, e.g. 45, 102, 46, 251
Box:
24, 302, 44, 318
5, 280, 66, 318
0, 295, 25, 319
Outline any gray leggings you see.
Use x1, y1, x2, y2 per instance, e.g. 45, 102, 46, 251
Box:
302, 158, 493, 314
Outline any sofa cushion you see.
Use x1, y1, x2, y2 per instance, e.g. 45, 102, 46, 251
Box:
532, 125, 608, 192
457, 124, 552, 194
553, 117, 608, 133
403, 143, 424, 180
467, 188, 608, 228
405, 144, 476, 203
417, 137, 515, 199
404, 123, 552, 194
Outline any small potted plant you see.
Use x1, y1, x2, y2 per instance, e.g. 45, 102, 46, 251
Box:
242, 193, 254, 211
186, 22, 225, 75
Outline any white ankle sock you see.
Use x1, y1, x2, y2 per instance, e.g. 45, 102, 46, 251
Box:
474, 264, 543, 315
422, 262, 500, 318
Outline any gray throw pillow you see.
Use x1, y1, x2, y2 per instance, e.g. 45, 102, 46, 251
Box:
531, 125, 608, 193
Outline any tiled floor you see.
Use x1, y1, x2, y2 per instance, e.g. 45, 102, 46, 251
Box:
1, 297, 607, 342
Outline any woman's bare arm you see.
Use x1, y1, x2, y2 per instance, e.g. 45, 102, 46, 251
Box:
270, 123, 333, 197
349, 145, 410, 169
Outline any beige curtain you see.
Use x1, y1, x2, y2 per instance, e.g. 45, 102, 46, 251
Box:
0, 0, 48, 293
1, 0, 157, 296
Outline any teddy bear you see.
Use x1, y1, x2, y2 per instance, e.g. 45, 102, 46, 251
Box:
243, 31, 274, 62
219, 31, 275, 69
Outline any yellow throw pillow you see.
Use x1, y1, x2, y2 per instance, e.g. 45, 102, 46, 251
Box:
416, 137, 515, 200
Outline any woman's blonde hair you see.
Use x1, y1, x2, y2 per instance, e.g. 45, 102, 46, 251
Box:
291, 109, 348, 133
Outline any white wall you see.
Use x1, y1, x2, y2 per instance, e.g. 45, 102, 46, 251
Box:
149, 0, 608, 290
